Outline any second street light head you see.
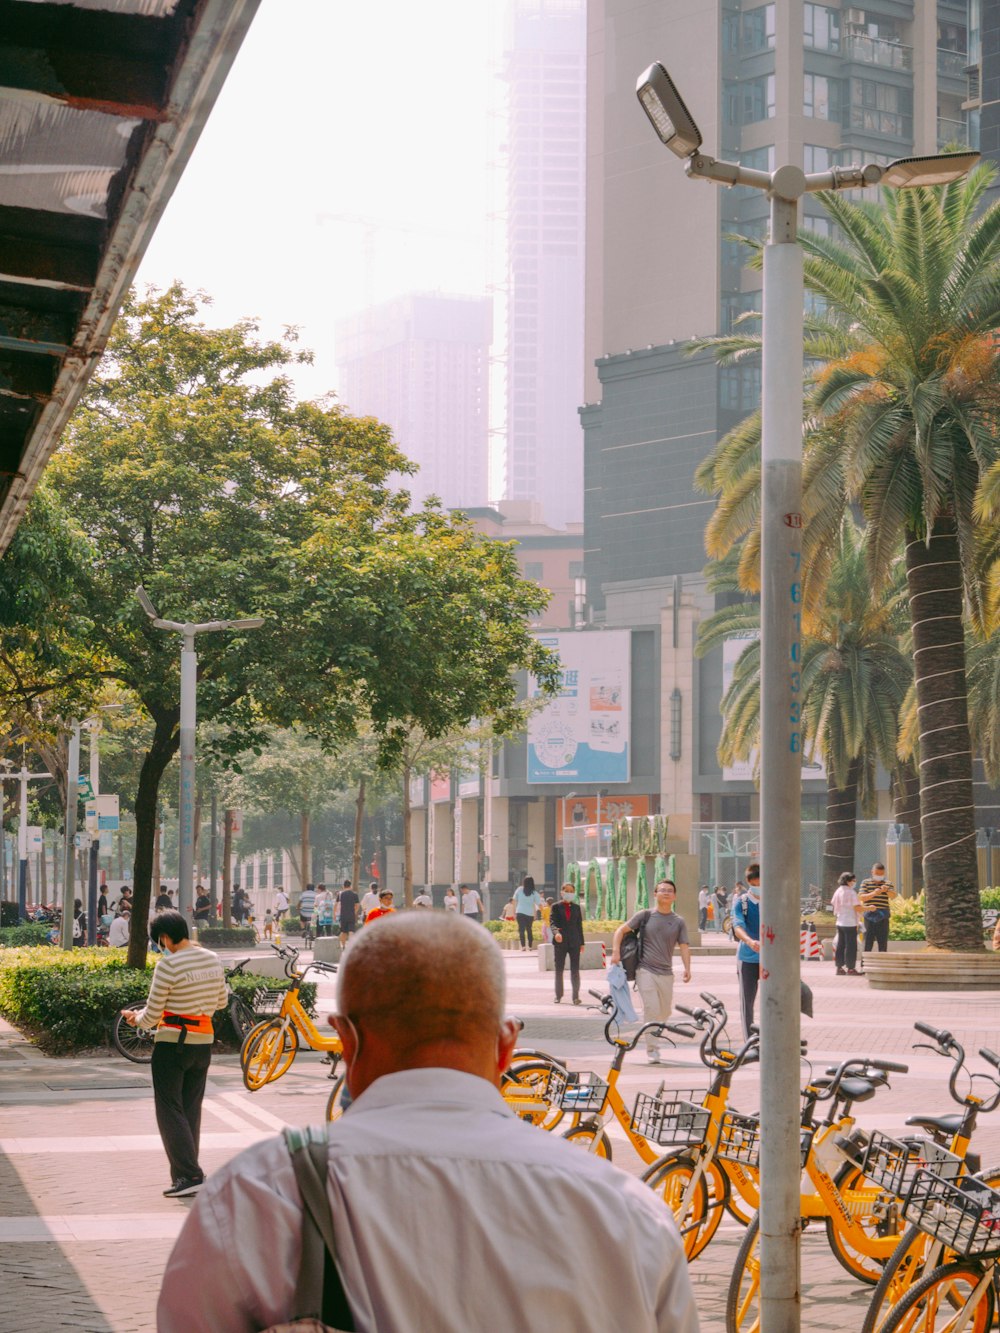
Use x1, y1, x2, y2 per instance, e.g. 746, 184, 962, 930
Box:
881, 151, 980, 188
635, 63, 702, 158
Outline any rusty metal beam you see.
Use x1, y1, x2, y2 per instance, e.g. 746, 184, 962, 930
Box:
0, 234, 98, 292
0, 298, 75, 356
0, 0, 190, 119
0, 351, 58, 401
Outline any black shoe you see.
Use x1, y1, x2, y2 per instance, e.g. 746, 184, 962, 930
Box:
572, 997, 582, 1006
163, 1176, 204, 1198
836, 968, 846, 976
554, 996, 562, 1004
846, 969, 861, 976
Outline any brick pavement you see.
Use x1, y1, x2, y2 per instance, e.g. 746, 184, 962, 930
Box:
1, 946, 999, 1331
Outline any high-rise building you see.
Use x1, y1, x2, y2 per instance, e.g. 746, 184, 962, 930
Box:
335, 293, 492, 512
503, 0, 587, 530
583, 0, 979, 823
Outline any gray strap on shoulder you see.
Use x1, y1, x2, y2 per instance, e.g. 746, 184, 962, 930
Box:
284, 1124, 338, 1319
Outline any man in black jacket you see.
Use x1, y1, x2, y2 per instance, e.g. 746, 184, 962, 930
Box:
551, 883, 585, 1005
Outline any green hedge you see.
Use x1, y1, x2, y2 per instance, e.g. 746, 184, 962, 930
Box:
484, 918, 624, 940
195, 926, 257, 948
0, 947, 315, 1054
0, 924, 55, 947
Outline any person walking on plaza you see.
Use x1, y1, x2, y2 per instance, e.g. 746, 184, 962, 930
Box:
698, 885, 709, 932
713, 884, 728, 933
831, 871, 863, 975
365, 887, 396, 923
552, 882, 585, 1004
298, 883, 316, 936
359, 881, 379, 920
193, 886, 211, 926
501, 896, 516, 922
412, 888, 433, 909
274, 887, 289, 923
732, 863, 762, 1037
443, 885, 459, 912
124, 910, 227, 1198
338, 880, 360, 944
157, 913, 698, 1333
610, 880, 692, 1064
108, 907, 130, 948
513, 874, 542, 950
859, 861, 896, 954
461, 882, 484, 924
155, 885, 172, 911
315, 884, 334, 937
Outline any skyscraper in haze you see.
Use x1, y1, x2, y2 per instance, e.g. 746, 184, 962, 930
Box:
335, 293, 492, 511
503, 0, 587, 530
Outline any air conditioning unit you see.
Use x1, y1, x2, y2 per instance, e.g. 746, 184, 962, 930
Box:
845, 8, 866, 26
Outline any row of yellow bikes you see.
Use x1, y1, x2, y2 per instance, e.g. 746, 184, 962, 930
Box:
239, 943, 1000, 1331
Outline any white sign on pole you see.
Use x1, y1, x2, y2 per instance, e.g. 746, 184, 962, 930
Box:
26, 825, 43, 851
99, 829, 114, 857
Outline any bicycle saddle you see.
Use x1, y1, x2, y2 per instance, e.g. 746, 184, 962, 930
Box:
809, 1075, 880, 1103
905, 1112, 964, 1138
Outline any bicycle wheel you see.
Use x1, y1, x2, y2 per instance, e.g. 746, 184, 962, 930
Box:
500, 1058, 566, 1130
241, 1019, 298, 1091
228, 994, 258, 1045
826, 1163, 899, 1284
326, 1073, 353, 1122
111, 1010, 154, 1064
726, 1213, 761, 1333
642, 1151, 715, 1260
880, 1260, 994, 1333
561, 1122, 612, 1159
863, 1165, 1000, 1333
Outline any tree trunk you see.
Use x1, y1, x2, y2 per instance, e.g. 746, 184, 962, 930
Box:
222, 809, 234, 926
152, 822, 161, 895
905, 519, 982, 950
892, 761, 924, 894
402, 765, 413, 907
300, 811, 311, 894
822, 758, 860, 899
127, 714, 179, 968
352, 776, 366, 893
192, 785, 202, 885
39, 835, 47, 903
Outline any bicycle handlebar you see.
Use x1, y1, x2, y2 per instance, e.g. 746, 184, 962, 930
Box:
808, 1055, 908, 1105
909, 1020, 1000, 1107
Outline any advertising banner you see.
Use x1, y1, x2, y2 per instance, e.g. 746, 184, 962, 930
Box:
528, 631, 630, 784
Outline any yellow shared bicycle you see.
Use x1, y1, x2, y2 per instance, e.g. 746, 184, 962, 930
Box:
240, 943, 341, 1092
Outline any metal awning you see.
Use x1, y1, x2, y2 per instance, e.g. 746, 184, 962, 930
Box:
0, 0, 261, 554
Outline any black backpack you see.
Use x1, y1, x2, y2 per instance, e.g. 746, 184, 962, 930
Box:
620, 911, 650, 982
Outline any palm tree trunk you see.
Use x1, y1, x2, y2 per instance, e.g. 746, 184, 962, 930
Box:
822, 758, 860, 898
905, 519, 982, 950
892, 761, 924, 894
222, 810, 234, 925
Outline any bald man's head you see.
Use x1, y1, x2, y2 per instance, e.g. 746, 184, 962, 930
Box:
336, 913, 507, 1065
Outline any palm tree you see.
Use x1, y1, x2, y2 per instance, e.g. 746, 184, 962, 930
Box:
698, 518, 911, 894
695, 168, 1000, 951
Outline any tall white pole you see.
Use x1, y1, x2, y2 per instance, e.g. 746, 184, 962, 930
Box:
60, 724, 81, 950
178, 631, 197, 920
87, 727, 100, 945
758, 173, 805, 1332
17, 764, 28, 918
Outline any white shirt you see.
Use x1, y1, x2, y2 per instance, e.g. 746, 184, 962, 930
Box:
108, 916, 130, 947
413, 893, 432, 909
698, 889, 709, 909
360, 891, 379, 916
443, 893, 459, 912
830, 884, 861, 928
275, 891, 289, 912
158, 1069, 697, 1333
462, 888, 483, 915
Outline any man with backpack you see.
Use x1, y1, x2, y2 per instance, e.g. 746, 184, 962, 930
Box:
610, 880, 692, 1064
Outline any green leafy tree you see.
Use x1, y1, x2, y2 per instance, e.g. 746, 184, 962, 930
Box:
694, 170, 1000, 950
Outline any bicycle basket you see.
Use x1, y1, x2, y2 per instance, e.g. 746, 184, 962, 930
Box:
716, 1112, 812, 1169
630, 1091, 711, 1147
862, 1131, 963, 1197
903, 1169, 1000, 1259
558, 1070, 609, 1113
252, 988, 287, 1017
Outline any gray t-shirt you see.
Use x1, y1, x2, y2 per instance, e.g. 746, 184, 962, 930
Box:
627, 909, 689, 976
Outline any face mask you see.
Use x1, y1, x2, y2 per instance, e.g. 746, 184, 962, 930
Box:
561, 891, 575, 901
873, 874, 885, 882
748, 887, 760, 900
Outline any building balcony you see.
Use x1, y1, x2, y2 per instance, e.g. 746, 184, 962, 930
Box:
847, 106, 912, 139
842, 34, 912, 71
937, 48, 968, 80
937, 115, 969, 149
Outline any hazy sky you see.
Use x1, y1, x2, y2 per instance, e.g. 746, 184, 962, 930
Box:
137, 0, 507, 406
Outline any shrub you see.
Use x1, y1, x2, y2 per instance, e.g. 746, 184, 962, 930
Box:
980, 888, 1000, 911
0, 947, 316, 1053
195, 926, 257, 948
889, 895, 925, 941
484, 918, 623, 940
0, 924, 55, 947
0, 902, 19, 927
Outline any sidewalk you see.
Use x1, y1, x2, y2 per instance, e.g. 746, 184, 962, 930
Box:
2, 948, 999, 1331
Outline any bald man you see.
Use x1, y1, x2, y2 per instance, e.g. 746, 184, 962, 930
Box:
158, 915, 698, 1333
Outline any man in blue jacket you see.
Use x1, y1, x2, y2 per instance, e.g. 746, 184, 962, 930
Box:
732, 862, 762, 1038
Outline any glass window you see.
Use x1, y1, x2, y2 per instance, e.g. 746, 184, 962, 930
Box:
741, 145, 775, 172
743, 4, 775, 51
743, 75, 776, 123
803, 144, 830, 172
804, 73, 842, 120
719, 364, 762, 412
523, 561, 544, 581
804, 4, 840, 52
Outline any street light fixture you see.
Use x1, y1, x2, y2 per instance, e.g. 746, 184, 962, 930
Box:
636, 61, 976, 1333
135, 587, 264, 919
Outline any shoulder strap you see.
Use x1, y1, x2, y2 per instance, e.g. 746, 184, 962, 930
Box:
284, 1125, 356, 1331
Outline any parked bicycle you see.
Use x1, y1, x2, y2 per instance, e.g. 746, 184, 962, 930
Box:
240, 943, 340, 1091
112, 957, 262, 1063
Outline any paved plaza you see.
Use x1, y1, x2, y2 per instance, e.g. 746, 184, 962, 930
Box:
2, 939, 999, 1331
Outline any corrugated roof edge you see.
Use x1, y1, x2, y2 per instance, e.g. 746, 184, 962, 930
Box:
0, 0, 263, 556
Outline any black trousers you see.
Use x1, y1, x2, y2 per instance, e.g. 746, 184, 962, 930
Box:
737, 958, 760, 1038
553, 940, 580, 1000
864, 915, 890, 952
516, 913, 535, 948
835, 926, 859, 971
151, 1041, 212, 1183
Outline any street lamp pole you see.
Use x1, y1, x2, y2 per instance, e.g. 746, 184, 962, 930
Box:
136, 588, 264, 919
60, 722, 81, 950
635, 61, 976, 1332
